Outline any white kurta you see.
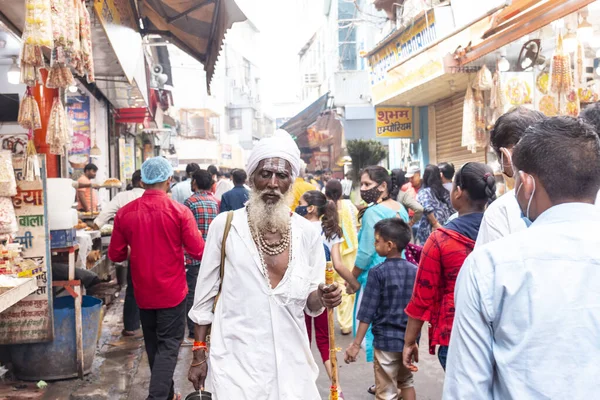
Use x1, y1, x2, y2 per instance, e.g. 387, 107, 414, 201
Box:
189, 209, 325, 400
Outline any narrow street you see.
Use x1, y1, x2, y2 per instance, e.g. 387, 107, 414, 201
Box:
21, 287, 443, 400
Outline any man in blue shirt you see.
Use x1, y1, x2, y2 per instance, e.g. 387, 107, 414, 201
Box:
444, 117, 600, 399
220, 169, 249, 212
171, 163, 200, 204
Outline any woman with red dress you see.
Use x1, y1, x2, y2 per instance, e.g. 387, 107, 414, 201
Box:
402, 162, 497, 371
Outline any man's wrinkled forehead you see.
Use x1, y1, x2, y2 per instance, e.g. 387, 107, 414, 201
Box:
257, 158, 292, 175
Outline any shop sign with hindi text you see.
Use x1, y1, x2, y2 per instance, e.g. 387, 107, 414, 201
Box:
0, 156, 53, 344
366, 7, 454, 104
375, 107, 413, 138
67, 96, 91, 165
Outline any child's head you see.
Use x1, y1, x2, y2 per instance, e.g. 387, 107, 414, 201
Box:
374, 218, 412, 257
298, 190, 342, 240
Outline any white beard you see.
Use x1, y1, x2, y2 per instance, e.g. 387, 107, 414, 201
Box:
247, 189, 292, 234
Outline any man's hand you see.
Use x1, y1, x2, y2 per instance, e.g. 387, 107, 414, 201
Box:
402, 342, 420, 372
318, 282, 342, 308
188, 352, 208, 391
344, 342, 361, 364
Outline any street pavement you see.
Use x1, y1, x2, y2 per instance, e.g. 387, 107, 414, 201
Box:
16, 286, 444, 400
129, 316, 445, 400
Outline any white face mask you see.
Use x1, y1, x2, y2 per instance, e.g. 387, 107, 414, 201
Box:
515, 171, 536, 225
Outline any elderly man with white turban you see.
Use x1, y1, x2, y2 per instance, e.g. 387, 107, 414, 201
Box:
188, 130, 343, 399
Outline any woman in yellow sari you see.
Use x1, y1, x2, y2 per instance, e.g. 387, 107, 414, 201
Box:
325, 179, 359, 334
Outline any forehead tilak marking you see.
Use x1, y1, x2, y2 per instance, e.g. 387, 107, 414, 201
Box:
262, 158, 287, 173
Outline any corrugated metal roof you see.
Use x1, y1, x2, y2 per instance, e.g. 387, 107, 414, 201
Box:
141, 0, 246, 93
281, 93, 330, 141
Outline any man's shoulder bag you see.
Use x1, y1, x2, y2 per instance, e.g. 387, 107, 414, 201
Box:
212, 211, 234, 312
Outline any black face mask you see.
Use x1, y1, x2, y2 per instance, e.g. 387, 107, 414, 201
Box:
360, 185, 382, 205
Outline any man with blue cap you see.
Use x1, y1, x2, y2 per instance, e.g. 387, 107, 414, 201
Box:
109, 156, 205, 400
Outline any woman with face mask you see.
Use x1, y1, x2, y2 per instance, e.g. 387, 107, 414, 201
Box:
403, 163, 496, 372
344, 166, 408, 394
296, 190, 360, 399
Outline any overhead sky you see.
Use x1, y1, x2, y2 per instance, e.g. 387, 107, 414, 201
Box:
235, 0, 324, 107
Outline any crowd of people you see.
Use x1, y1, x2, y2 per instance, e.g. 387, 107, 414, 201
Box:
103, 104, 600, 400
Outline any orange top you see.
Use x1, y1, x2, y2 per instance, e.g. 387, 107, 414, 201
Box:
77, 175, 98, 212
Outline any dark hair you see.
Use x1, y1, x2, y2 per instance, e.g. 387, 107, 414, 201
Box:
325, 179, 343, 202
490, 107, 545, 155
131, 170, 142, 186
513, 116, 600, 203
224, 172, 231, 179
302, 190, 342, 241
438, 162, 455, 180
186, 163, 200, 175
192, 169, 214, 191
390, 169, 407, 194
422, 164, 447, 201
84, 163, 98, 172
362, 166, 400, 199
580, 102, 600, 138
207, 165, 218, 176
232, 169, 247, 185
455, 163, 496, 205
374, 218, 411, 252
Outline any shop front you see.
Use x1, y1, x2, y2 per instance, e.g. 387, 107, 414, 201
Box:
0, 0, 147, 381
366, 0, 600, 180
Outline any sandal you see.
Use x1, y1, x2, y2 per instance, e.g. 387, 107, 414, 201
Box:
367, 384, 376, 395
172, 393, 181, 400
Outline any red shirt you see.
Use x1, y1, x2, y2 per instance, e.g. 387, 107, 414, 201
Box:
404, 228, 474, 354
108, 190, 205, 309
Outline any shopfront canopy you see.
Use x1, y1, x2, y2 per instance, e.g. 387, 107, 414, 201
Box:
141, 0, 246, 92
281, 93, 331, 141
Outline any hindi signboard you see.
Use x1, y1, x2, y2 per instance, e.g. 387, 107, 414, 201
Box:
375, 108, 413, 138
0, 156, 53, 344
67, 96, 92, 164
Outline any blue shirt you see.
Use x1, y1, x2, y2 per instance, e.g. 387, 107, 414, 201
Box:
171, 179, 193, 205
219, 185, 249, 213
444, 203, 600, 399
356, 203, 409, 286
357, 258, 417, 353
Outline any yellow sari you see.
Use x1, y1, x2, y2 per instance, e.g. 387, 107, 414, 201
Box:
336, 199, 359, 333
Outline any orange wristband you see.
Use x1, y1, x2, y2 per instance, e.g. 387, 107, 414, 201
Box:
193, 341, 207, 347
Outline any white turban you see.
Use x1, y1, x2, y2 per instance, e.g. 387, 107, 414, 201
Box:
246, 129, 301, 180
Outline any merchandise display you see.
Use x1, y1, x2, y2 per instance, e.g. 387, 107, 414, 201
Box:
46, 97, 71, 155
17, 90, 42, 131
0, 151, 17, 197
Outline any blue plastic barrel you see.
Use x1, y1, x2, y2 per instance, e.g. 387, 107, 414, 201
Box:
10, 295, 103, 380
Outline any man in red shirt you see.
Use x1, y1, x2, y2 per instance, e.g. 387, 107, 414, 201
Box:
109, 157, 205, 400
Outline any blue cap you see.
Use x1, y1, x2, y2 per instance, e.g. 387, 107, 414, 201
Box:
141, 157, 173, 185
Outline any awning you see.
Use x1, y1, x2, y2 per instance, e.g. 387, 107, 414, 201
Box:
281, 93, 331, 142
456, 0, 596, 65
141, 0, 246, 92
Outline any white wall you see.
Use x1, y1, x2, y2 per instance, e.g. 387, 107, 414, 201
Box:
92, 97, 110, 206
